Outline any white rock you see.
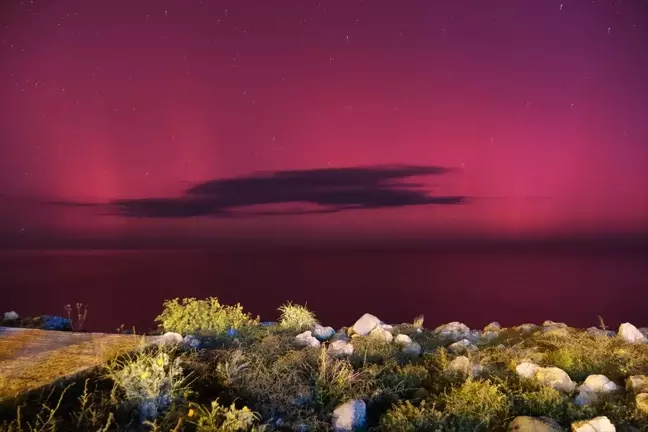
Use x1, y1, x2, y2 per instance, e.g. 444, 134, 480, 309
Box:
159, 332, 183, 345
3, 311, 19, 321
313, 325, 335, 341
618, 323, 647, 344
543, 320, 568, 328
448, 338, 477, 354
571, 416, 615, 432
183, 335, 201, 349
535, 367, 576, 393
328, 340, 354, 358
380, 324, 394, 331
295, 331, 321, 348
517, 323, 540, 333
544, 327, 570, 338
508, 416, 563, 432
516, 362, 540, 379
483, 321, 502, 332
434, 321, 471, 341
636, 393, 648, 414
482, 331, 499, 341
626, 375, 648, 393
579, 375, 619, 393
352, 313, 381, 336
394, 334, 413, 346
448, 356, 472, 376
332, 399, 366, 432
401, 342, 422, 357
369, 326, 393, 343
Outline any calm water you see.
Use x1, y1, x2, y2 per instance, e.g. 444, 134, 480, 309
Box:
1, 248, 646, 333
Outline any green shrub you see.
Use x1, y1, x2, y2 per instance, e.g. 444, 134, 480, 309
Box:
155, 297, 256, 335
379, 400, 443, 432
187, 399, 262, 432
105, 346, 191, 421
513, 385, 566, 419
442, 379, 509, 431
277, 302, 318, 331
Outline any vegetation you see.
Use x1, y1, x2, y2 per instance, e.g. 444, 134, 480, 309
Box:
1, 298, 648, 431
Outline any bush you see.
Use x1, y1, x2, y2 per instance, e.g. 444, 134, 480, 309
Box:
441, 379, 509, 431
277, 302, 318, 331
187, 399, 262, 432
105, 346, 191, 421
379, 400, 443, 432
155, 297, 257, 336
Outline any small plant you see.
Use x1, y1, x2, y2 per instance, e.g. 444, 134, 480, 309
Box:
216, 350, 249, 387
412, 315, 425, 328
513, 384, 567, 420
379, 400, 443, 432
187, 399, 262, 431
442, 379, 509, 430
64, 302, 88, 331
156, 297, 256, 335
277, 302, 318, 331
105, 346, 191, 422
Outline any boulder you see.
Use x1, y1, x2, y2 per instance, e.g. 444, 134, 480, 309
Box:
331, 330, 349, 342
571, 416, 615, 432
447, 355, 483, 377
369, 326, 393, 343
182, 334, 201, 349
332, 399, 366, 432
295, 331, 321, 348
352, 314, 381, 336
575, 375, 619, 406
484, 321, 502, 332
434, 321, 471, 341
543, 320, 568, 329
535, 367, 576, 393
636, 393, 648, 414
618, 323, 646, 344
516, 362, 540, 379
313, 325, 335, 342
626, 375, 648, 393
508, 416, 563, 432
328, 340, 354, 358
3, 311, 19, 322
394, 334, 413, 346
482, 331, 500, 342
401, 342, 422, 357
516, 323, 540, 333
159, 332, 183, 345
448, 339, 478, 354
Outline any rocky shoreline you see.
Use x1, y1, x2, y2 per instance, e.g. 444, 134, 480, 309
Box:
2, 302, 648, 431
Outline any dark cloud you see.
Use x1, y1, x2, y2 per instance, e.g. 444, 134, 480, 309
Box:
52, 164, 466, 218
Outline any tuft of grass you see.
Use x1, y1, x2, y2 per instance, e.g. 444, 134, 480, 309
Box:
412, 315, 425, 328
379, 400, 443, 432
187, 399, 263, 431
441, 379, 509, 431
155, 297, 257, 336
104, 345, 192, 422
277, 302, 318, 331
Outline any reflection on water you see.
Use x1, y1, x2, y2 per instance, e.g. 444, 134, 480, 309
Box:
0, 248, 646, 333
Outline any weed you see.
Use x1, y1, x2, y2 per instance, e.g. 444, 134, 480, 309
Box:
277, 302, 318, 331
379, 400, 443, 432
64, 302, 88, 332
187, 399, 263, 431
441, 379, 509, 431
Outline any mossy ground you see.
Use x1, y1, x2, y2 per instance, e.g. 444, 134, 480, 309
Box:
1, 303, 648, 431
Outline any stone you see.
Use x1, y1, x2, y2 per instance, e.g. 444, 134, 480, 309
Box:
618, 323, 646, 344
516, 362, 540, 379
543, 320, 568, 329
626, 375, 648, 393
434, 321, 471, 341
380, 324, 394, 331
332, 399, 366, 432
352, 314, 381, 336
448, 338, 477, 354
517, 323, 540, 333
482, 331, 500, 341
295, 331, 321, 348
587, 327, 615, 338
328, 340, 354, 358
636, 393, 648, 414
331, 330, 349, 342
183, 335, 201, 349
159, 332, 183, 345
535, 367, 576, 393
369, 326, 393, 343
3, 311, 19, 322
313, 325, 335, 342
639, 328, 648, 339
575, 375, 620, 406
448, 356, 472, 376
394, 334, 413, 346
508, 416, 563, 432
402, 342, 422, 357
484, 321, 502, 332
571, 416, 615, 432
